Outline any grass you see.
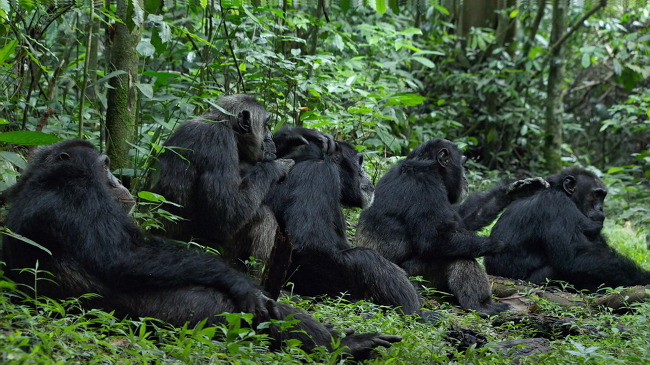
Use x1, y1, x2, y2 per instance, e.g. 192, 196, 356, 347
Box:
1, 219, 648, 364
1, 175, 649, 364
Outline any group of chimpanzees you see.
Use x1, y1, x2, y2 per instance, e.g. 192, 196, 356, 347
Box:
2, 94, 648, 358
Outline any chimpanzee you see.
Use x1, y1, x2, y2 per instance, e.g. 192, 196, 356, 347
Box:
485, 167, 650, 291
356, 138, 549, 315
150, 95, 333, 270
265, 139, 422, 315
2, 140, 401, 359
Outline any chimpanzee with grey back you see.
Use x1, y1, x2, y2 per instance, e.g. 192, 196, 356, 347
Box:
356, 138, 549, 315
2, 140, 401, 360
485, 167, 650, 291
265, 138, 422, 315
150, 94, 333, 270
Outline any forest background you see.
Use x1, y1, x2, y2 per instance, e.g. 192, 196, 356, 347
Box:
0, 0, 649, 364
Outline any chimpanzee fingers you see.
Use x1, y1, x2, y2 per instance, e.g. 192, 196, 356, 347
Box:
531, 176, 550, 189
252, 293, 271, 320
297, 136, 310, 146
374, 334, 403, 347
508, 177, 549, 199
265, 297, 281, 319
321, 132, 336, 155
274, 158, 295, 178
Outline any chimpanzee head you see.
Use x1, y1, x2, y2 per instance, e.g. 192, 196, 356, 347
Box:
408, 138, 468, 204
548, 167, 608, 225
215, 94, 276, 163
333, 142, 375, 209
9, 140, 135, 213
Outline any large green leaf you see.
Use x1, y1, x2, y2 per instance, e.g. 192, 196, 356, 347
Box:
0, 39, 17, 64
375, 0, 386, 14
386, 93, 426, 107
0, 131, 61, 146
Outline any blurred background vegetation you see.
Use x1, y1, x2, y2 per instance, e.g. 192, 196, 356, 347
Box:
1, 0, 648, 231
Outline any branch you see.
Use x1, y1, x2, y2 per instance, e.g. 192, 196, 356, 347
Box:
521, 0, 547, 58
549, 0, 607, 55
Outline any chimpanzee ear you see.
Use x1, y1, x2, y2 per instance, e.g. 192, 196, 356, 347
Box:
237, 110, 252, 133
331, 142, 343, 162
437, 148, 451, 168
563, 175, 577, 196
58, 152, 71, 161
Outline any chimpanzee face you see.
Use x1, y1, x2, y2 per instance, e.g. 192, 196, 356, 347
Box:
99, 155, 136, 213
556, 169, 608, 227
19, 140, 135, 213
335, 142, 375, 209
261, 115, 277, 162
572, 174, 607, 225
221, 95, 275, 164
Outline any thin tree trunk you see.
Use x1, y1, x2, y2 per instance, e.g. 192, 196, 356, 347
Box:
105, 0, 142, 170
543, 0, 567, 173
458, 0, 497, 37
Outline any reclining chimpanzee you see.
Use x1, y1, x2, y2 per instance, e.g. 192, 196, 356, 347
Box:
485, 167, 650, 291
356, 138, 548, 315
265, 138, 422, 315
2, 140, 401, 360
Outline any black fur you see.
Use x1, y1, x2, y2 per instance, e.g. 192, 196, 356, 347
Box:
356, 138, 547, 315
485, 167, 650, 291
266, 140, 421, 314
150, 95, 292, 269
2, 140, 401, 359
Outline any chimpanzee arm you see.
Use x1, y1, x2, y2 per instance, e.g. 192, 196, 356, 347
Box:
81, 233, 272, 315
456, 177, 549, 231
411, 210, 505, 259
569, 244, 650, 289
535, 207, 645, 289
274, 127, 336, 157
183, 123, 290, 235
455, 184, 511, 231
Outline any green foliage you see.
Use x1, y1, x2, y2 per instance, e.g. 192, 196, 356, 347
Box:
1, 234, 649, 365
0, 2, 648, 363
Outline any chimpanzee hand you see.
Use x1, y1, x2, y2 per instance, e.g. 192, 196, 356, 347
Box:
274, 127, 336, 156
238, 290, 281, 321
273, 158, 295, 181
482, 238, 507, 255
340, 332, 402, 360
506, 177, 549, 200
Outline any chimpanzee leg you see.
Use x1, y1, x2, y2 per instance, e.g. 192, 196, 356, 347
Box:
117, 288, 332, 349
340, 248, 422, 314
118, 289, 396, 359
230, 207, 277, 276
446, 259, 511, 315
402, 258, 510, 315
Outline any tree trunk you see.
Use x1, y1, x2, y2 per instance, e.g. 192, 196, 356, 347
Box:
458, 0, 498, 37
105, 0, 142, 169
543, 0, 567, 173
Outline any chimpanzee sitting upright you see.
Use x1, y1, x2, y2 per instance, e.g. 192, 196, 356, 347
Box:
485, 167, 650, 291
265, 139, 422, 315
150, 94, 332, 270
2, 140, 400, 359
356, 138, 548, 315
